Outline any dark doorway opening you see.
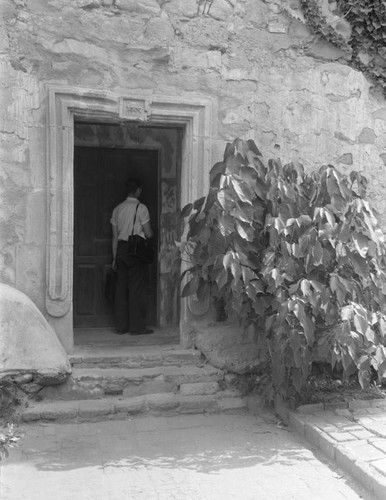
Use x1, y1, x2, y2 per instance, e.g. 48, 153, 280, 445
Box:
73, 146, 159, 328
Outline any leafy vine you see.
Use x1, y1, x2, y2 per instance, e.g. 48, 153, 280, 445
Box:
179, 138, 386, 402
300, 0, 386, 95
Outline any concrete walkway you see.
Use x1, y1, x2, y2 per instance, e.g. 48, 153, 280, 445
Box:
1, 413, 372, 500
283, 399, 386, 500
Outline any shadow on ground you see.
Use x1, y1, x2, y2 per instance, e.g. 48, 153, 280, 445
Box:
9, 414, 331, 473
4, 414, 372, 500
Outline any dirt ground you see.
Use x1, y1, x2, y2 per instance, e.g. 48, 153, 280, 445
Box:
294, 374, 386, 408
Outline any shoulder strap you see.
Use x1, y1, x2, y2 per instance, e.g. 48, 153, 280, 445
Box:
131, 203, 140, 236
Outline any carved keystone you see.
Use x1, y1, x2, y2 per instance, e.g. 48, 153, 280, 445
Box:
119, 98, 149, 121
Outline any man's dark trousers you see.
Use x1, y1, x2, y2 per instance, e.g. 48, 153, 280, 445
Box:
115, 241, 147, 332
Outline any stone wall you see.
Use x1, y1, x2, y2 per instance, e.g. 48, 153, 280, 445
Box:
0, 0, 385, 347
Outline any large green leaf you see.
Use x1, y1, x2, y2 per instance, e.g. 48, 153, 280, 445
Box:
208, 231, 226, 256
231, 260, 242, 281
353, 311, 368, 336
339, 223, 351, 243
181, 203, 193, 218
350, 252, 369, 277
216, 268, 229, 289
352, 233, 369, 258
379, 316, 386, 338
218, 213, 235, 237
236, 220, 254, 241
233, 138, 250, 157
331, 194, 347, 211
181, 276, 200, 297
246, 139, 262, 157
210, 162, 225, 185
223, 251, 234, 270
312, 241, 323, 266
223, 142, 233, 160
326, 173, 341, 197
350, 171, 368, 197
217, 189, 236, 211
187, 214, 207, 239
292, 300, 315, 346
241, 265, 256, 283
300, 279, 311, 297
196, 280, 209, 302
297, 215, 312, 226
225, 155, 242, 175
230, 178, 253, 205
193, 197, 205, 210
232, 202, 255, 224
239, 165, 258, 185
203, 188, 218, 212
365, 327, 376, 344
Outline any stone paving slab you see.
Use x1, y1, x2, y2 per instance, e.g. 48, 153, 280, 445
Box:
70, 344, 201, 369
278, 398, 386, 500
20, 392, 248, 423
72, 364, 221, 385
1, 413, 373, 500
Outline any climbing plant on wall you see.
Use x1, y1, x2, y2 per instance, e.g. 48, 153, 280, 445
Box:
300, 0, 386, 95
179, 138, 386, 401
0, 380, 24, 461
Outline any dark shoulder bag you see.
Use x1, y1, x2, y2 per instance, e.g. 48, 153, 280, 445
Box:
127, 203, 154, 263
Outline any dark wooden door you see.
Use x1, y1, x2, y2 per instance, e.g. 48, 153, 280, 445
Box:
73, 147, 158, 328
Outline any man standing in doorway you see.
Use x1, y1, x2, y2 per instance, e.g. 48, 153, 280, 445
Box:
111, 178, 154, 335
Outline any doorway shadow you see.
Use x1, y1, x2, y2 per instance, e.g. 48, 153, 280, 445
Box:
74, 327, 180, 347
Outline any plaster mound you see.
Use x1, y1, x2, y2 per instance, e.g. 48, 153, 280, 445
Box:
194, 321, 265, 375
0, 283, 71, 385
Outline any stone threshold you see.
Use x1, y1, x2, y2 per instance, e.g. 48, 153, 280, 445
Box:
69, 344, 203, 369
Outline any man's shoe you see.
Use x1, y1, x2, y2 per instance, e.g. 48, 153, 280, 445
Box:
115, 329, 128, 335
130, 328, 154, 335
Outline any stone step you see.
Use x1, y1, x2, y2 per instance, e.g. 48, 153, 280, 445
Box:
39, 364, 226, 400
69, 345, 202, 369
20, 391, 248, 423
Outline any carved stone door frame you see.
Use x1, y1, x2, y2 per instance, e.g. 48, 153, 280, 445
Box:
46, 85, 215, 351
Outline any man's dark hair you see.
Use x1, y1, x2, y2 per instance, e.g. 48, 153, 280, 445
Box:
125, 178, 142, 195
